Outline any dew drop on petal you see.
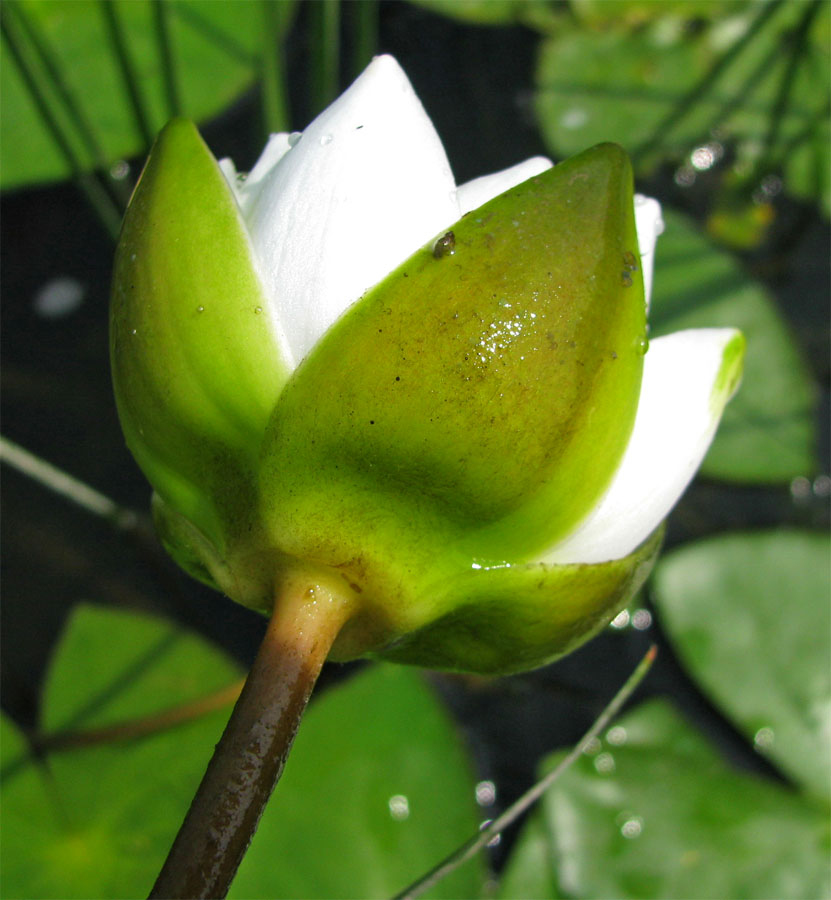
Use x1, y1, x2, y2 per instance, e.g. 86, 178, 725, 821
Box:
288, 131, 302, 148
319, 133, 333, 146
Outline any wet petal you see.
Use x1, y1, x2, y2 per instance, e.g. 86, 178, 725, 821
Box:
219, 133, 293, 217
541, 328, 745, 564
457, 156, 552, 214
238, 55, 460, 368
634, 194, 664, 308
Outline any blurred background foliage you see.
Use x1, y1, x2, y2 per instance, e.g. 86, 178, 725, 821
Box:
1, 1, 828, 898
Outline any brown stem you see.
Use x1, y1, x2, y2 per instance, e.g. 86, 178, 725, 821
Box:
149, 574, 354, 900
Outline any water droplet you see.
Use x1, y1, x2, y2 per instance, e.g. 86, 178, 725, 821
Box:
632, 608, 653, 630
319, 133, 333, 146
433, 231, 456, 259
254, 306, 262, 314
130, 253, 137, 262
813, 474, 831, 497
130, 328, 137, 335
475, 781, 496, 807
33, 277, 85, 318
479, 820, 501, 847
754, 726, 775, 752
637, 337, 649, 355
622, 250, 638, 272
288, 131, 302, 148
583, 736, 602, 756
110, 160, 130, 180
388, 794, 409, 820
790, 476, 812, 501
610, 609, 630, 629
196, 305, 205, 313
594, 752, 615, 774
620, 816, 643, 839
607, 726, 628, 746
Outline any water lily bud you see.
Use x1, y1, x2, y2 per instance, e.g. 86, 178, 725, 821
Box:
111, 55, 743, 674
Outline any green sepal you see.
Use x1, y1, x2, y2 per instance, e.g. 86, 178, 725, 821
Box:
261, 143, 646, 592
369, 527, 663, 675
110, 119, 289, 551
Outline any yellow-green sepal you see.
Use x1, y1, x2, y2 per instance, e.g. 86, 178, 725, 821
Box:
110, 119, 289, 552
261, 143, 647, 589
372, 527, 663, 675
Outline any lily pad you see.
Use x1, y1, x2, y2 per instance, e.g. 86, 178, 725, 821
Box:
1, 604, 483, 900
232, 665, 484, 899
1, 603, 242, 899
534, 700, 830, 899
534, 2, 830, 211
652, 530, 831, 802
1, 0, 277, 189
650, 209, 817, 482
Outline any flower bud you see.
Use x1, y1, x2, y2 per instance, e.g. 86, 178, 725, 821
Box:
111, 56, 743, 674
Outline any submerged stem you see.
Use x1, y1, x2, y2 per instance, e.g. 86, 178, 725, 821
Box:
149, 575, 354, 899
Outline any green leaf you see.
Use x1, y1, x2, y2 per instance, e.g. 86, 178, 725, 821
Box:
0, 0, 276, 189
1, 603, 242, 899
2, 605, 483, 899
534, 3, 831, 210
652, 530, 831, 802
650, 209, 817, 482
406, 0, 550, 26
231, 664, 484, 900
497, 810, 562, 900
535, 700, 830, 900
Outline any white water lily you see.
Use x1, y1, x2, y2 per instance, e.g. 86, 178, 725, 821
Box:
110, 55, 743, 674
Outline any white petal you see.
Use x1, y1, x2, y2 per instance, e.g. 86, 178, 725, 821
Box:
219, 133, 293, 217
634, 195, 664, 309
240, 54, 460, 368
541, 328, 744, 564
457, 156, 553, 215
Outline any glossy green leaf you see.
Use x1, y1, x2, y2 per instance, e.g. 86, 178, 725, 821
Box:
0, 604, 242, 899
0, 0, 279, 189
231, 664, 484, 899
534, 3, 830, 210
652, 530, 831, 802
650, 209, 817, 482
537, 700, 830, 899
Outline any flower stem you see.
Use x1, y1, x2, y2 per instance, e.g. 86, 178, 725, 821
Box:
149, 575, 354, 899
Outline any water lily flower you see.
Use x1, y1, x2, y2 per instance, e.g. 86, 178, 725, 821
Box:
110, 55, 743, 675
